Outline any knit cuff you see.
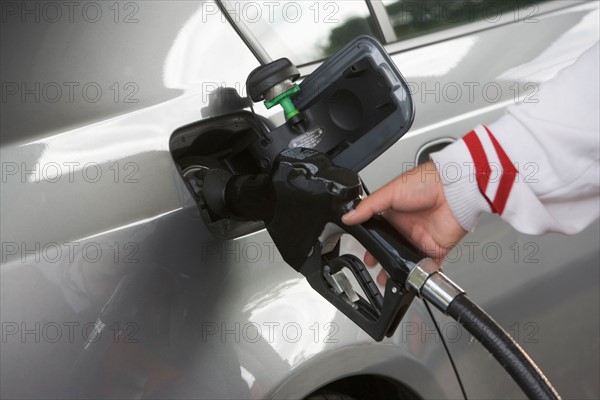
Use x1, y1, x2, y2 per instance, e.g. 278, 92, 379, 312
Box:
430, 139, 492, 231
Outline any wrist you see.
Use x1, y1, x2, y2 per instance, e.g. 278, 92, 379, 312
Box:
429, 140, 492, 231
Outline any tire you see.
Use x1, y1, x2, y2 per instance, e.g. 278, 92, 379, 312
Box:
304, 392, 358, 400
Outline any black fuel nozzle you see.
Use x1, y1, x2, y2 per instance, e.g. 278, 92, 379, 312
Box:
267, 148, 422, 271
200, 168, 274, 223
268, 148, 424, 340
202, 148, 423, 340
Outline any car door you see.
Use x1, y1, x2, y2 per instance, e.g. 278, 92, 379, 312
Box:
0, 2, 263, 398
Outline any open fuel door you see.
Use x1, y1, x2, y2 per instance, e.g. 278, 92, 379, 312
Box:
246, 35, 415, 173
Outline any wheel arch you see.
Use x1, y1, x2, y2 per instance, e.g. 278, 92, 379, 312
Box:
266, 343, 458, 399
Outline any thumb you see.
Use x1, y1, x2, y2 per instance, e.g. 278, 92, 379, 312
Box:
342, 182, 397, 225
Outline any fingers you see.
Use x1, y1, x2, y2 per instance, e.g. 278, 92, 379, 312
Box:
363, 251, 388, 286
364, 251, 378, 267
341, 181, 397, 225
377, 270, 388, 286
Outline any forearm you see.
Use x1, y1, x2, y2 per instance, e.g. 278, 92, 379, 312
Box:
430, 42, 599, 235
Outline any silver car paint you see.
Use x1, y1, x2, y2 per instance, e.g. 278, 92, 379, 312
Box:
1, 1, 598, 399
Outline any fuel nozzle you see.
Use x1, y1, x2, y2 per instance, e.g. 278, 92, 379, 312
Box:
246, 58, 304, 125
198, 147, 424, 340
199, 168, 275, 222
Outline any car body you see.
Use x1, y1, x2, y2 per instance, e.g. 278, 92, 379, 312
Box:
1, 1, 598, 399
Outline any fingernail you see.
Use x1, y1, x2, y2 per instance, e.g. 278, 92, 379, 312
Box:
342, 210, 356, 223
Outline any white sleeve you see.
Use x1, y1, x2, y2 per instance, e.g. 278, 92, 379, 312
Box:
430, 42, 599, 235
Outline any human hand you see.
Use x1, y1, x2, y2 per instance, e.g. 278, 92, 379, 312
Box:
341, 162, 467, 285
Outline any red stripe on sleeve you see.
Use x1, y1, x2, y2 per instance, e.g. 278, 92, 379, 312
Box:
484, 126, 518, 215
463, 131, 495, 212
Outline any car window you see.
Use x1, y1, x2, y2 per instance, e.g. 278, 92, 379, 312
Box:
221, 1, 377, 65
224, 0, 551, 66
382, 0, 550, 41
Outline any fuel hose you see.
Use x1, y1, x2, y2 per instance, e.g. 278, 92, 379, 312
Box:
407, 259, 561, 400
446, 293, 560, 400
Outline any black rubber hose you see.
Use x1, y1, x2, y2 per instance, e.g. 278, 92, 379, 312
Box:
446, 294, 561, 400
